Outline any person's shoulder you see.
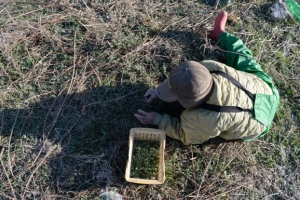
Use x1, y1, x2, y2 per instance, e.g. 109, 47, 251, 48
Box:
199, 60, 230, 72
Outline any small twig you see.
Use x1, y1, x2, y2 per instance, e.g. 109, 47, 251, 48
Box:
0, 148, 17, 199
199, 143, 243, 195
7, 109, 21, 177
262, 193, 280, 199
177, 190, 200, 200
5, 5, 53, 25
162, 17, 189, 31
232, 31, 254, 36
44, 31, 78, 136
215, 46, 254, 59
82, 88, 145, 110
171, 166, 200, 188
212, 184, 248, 198
243, 3, 254, 15
214, 0, 220, 10
190, 145, 196, 180
280, 125, 296, 144
0, 7, 15, 23
197, 144, 227, 196
0, 191, 15, 200
24, 144, 58, 193
81, 0, 91, 12
20, 32, 77, 193
24, 91, 53, 104
218, 143, 245, 176
191, 5, 223, 29
68, 31, 77, 95
0, 109, 3, 145
76, 23, 108, 27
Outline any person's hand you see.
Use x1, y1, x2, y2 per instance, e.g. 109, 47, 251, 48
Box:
144, 89, 158, 103
134, 109, 157, 125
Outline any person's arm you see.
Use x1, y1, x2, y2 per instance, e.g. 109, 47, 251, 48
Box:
153, 114, 185, 142
154, 110, 221, 145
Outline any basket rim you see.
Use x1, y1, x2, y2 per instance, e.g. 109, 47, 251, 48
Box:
125, 128, 166, 184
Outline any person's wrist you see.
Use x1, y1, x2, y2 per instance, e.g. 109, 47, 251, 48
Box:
155, 88, 158, 95
150, 112, 157, 124
153, 113, 163, 125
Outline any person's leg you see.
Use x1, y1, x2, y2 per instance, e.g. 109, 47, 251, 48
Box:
210, 11, 274, 87
210, 11, 280, 142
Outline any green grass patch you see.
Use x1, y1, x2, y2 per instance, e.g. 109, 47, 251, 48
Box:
130, 141, 160, 179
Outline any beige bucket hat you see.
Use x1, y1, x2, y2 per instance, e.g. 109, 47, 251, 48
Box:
156, 61, 213, 108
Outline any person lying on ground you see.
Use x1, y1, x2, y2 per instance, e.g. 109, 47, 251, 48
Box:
134, 11, 280, 145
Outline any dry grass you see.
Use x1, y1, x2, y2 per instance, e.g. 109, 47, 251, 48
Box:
0, 0, 299, 199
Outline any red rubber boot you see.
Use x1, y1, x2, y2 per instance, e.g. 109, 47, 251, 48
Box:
210, 11, 228, 41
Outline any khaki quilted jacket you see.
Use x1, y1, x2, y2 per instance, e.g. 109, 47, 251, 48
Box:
153, 60, 273, 145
